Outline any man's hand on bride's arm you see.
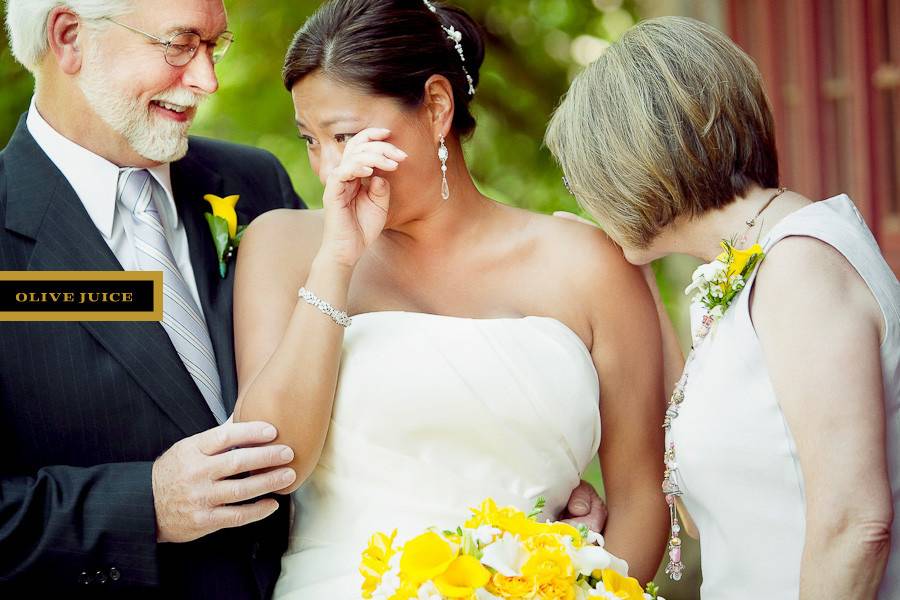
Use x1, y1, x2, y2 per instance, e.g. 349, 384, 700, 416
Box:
152, 421, 296, 543
558, 480, 608, 533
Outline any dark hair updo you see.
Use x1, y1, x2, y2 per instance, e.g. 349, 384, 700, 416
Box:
282, 0, 485, 138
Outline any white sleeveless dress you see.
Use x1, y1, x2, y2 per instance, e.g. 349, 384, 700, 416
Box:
273, 311, 602, 599
672, 195, 900, 598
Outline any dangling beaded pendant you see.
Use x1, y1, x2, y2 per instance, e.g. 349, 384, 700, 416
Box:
438, 135, 450, 200
661, 234, 768, 581
662, 351, 696, 581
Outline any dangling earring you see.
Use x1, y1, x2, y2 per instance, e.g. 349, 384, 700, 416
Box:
438, 135, 450, 200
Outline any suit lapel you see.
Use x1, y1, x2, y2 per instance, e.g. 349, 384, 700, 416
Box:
171, 153, 239, 413
2, 118, 217, 436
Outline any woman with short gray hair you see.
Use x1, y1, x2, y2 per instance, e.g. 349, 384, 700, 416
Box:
547, 15, 900, 600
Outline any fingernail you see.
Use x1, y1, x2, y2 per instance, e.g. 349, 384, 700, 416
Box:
262, 425, 277, 439
280, 447, 294, 461
573, 501, 588, 513
282, 469, 296, 483
398, 150, 408, 159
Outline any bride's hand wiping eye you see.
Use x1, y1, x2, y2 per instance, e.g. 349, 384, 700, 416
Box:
320, 128, 407, 268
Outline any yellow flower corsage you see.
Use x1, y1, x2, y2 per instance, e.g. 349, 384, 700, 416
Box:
685, 239, 766, 320
202, 194, 247, 278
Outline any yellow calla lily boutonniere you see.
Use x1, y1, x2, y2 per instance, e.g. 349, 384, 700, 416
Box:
202, 194, 246, 278
685, 238, 766, 327
715, 240, 765, 279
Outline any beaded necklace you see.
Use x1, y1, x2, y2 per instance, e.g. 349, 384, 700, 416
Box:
662, 187, 787, 580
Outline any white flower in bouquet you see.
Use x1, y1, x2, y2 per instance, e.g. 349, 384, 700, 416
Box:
471, 525, 501, 546
416, 581, 442, 600
480, 532, 527, 576
573, 544, 614, 576
372, 565, 401, 600
585, 529, 605, 546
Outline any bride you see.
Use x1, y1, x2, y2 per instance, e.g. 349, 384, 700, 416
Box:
232, 0, 667, 596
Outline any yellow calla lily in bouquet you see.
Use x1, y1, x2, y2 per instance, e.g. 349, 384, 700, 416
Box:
202, 194, 247, 278
359, 497, 664, 600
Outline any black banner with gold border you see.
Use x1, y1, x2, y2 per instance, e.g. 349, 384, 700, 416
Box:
0, 272, 163, 321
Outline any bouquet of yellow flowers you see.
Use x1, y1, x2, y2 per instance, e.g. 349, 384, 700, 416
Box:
359, 497, 663, 600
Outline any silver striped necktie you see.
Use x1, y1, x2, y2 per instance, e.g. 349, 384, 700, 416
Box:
117, 168, 228, 424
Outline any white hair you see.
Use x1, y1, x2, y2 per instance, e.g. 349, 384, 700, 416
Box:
5, 0, 133, 71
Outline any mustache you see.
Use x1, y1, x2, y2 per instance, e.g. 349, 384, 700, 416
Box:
150, 88, 208, 109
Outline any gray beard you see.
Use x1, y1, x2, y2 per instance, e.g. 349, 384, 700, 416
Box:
77, 58, 195, 163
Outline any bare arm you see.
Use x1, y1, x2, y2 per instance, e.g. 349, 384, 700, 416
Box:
585, 233, 668, 584
232, 216, 352, 493
233, 129, 406, 493
753, 237, 892, 600
641, 264, 685, 397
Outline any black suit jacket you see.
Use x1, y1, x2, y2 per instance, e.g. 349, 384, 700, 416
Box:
0, 115, 304, 598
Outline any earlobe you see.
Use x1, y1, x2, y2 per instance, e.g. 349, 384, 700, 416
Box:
47, 7, 85, 75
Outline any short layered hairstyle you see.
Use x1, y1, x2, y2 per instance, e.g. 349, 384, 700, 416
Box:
546, 16, 780, 248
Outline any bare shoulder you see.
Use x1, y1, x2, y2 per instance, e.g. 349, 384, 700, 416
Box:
525, 210, 649, 310
752, 235, 883, 338
509, 209, 656, 355
522, 210, 625, 266
236, 208, 324, 290
242, 207, 324, 249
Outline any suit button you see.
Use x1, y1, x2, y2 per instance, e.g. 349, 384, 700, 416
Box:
251, 541, 260, 559
78, 571, 91, 585
109, 567, 121, 581
95, 569, 108, 584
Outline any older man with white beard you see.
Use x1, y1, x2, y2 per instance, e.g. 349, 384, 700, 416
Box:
0, 1, 304, 597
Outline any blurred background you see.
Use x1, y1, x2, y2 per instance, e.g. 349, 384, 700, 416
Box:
2, 1, 899, 598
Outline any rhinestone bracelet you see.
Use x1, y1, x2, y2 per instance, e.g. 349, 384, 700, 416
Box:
298, 287, 352, 328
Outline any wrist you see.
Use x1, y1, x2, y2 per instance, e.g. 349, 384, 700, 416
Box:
313, 247, 358, 275
150, 458, 168, 543
303, 254, 354, 314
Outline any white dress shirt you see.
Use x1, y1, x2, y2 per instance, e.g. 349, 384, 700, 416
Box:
26, 97, 205, 312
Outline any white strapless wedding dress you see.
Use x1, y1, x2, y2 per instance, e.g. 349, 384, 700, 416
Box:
273, 311, 602, 599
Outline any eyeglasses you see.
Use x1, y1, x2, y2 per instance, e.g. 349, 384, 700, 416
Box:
562, 175, 575, 197
103, 18, 234, 67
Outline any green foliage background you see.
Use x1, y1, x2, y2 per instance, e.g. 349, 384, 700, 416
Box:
1, 1, 700, 597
